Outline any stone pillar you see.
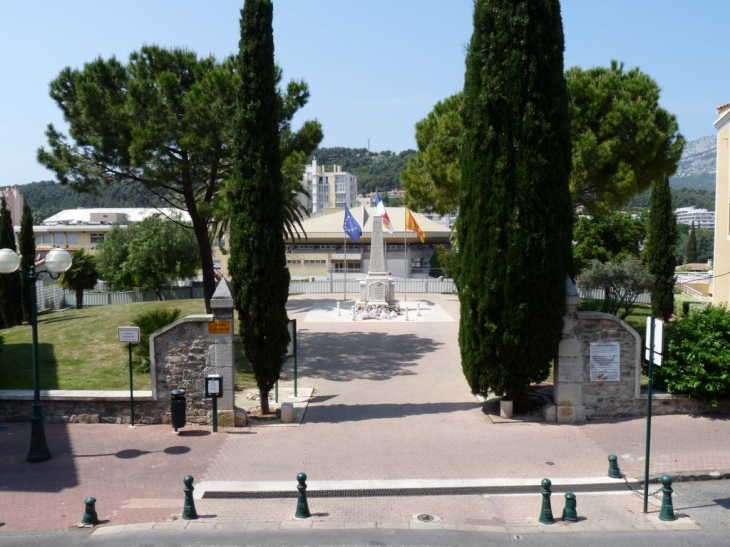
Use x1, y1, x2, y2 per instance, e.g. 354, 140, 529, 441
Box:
553, 276, 586, 423
209, 279, 235, 426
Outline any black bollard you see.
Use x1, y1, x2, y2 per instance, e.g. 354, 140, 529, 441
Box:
562, 492, 577, 522
659, 474, 677, 521
81, 497, 99, 526
538, 478, 555, 524
182, 475, 198, 520
294, 472, 311, 519
607, 455, 621, 478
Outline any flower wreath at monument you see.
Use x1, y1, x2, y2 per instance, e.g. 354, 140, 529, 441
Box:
353, 303, 403, 321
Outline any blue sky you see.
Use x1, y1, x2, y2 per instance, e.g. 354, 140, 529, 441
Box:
1, 0, 728, 186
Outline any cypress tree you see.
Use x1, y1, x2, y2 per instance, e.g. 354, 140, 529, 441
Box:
647, 176, 676, 320
0, 198, 23, 327
684, 221, 698, 264
229, 0, 290, 415
19, 202, 36, 323
456, 0, 573, 405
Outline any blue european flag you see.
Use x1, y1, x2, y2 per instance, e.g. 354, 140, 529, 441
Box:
343, 206, 362, 242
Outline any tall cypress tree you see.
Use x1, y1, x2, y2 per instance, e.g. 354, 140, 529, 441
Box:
0, 198, 23, 327
456, 0, 573, 405
229, 0, 290, 415
19, 202, 36, 323
684, 221, 698, 264
648, 176, 676, 320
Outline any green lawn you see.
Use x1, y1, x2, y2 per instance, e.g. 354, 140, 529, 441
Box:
0, 299, 255, 391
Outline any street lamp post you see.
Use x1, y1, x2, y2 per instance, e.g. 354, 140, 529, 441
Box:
0, 247, 72, 463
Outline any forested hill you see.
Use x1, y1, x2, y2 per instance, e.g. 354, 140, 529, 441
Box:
14, 181, 165, 223
308, 147, 416, 195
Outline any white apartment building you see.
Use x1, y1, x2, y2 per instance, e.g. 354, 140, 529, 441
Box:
675, 206, 715, 230
1, 186, 24, 226
299, 159, 357, 214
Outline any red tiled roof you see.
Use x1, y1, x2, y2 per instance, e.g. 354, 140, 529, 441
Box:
717, 102, 730, 114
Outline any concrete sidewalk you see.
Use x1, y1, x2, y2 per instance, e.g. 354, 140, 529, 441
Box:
1, 293, 729, 536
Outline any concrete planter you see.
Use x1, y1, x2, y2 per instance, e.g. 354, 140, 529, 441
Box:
500, 398, 514, 419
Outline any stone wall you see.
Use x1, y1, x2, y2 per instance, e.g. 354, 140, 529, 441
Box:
0, 280, 235, 427
576, 312, 641, 418
553, 277, 730, 422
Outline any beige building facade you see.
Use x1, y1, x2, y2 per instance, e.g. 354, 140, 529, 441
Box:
283, 206, 452, 280
714, 103, 730, 305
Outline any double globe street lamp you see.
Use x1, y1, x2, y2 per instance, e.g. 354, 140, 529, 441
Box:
0, 247, 72, 462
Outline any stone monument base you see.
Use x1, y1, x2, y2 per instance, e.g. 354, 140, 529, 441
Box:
358, 273, 395, 306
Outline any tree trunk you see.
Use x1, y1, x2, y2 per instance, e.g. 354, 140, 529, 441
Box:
259, 387, 271, 415
185, 199, 216, 314
76, 287, 84, 309
155, 288, 163, 301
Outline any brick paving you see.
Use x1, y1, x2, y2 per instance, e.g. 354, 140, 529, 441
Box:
1, 293, 729, 534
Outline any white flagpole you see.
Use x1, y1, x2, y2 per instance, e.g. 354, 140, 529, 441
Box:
404, 221, 408, 302
344, 232, 347, 301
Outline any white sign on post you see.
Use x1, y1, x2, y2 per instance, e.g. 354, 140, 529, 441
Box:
118, 326, 141, 344
644, 317, 664, 366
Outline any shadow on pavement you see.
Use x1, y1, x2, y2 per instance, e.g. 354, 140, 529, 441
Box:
74, 446, 191, 458
304, 401, 480, 423
298, 331, 441, 382
0, 422, 77, 492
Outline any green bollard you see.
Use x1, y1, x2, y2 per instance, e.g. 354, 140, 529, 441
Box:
538, 478, 555, 524
81, 497, 99, 526
608, 454, 621, 478
659, 474, 677, 521
294, 472, 311, 519
562, 492, 577, 522
182, 475, 198, 520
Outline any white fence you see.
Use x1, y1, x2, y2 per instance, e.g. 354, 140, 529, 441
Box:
38, 279, 667, 311
577, 286, 651, 305
289, 278, 458, 295
63, 286, 205, 307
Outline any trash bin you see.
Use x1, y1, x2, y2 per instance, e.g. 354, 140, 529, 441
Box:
171, 389, 186, 432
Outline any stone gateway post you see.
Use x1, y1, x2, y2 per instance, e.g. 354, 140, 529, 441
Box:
150, 279, 236, 427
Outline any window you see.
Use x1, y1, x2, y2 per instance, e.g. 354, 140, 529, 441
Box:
90, 234, 105, 243
67, 234, 78, 244
54, 233, 66, 245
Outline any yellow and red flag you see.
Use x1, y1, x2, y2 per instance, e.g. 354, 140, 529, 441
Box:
405, 208, 426, 243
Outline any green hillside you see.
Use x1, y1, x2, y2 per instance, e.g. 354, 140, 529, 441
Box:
309, 147, 416, 195
14, 181, 167, 223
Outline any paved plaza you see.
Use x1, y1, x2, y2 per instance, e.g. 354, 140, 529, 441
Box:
1, 293, 730, 536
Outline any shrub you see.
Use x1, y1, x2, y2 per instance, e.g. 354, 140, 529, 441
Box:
130, 308, 182, 373
656, 305, 730, 407
0, 332, 4, 354
579, 257, 651, 319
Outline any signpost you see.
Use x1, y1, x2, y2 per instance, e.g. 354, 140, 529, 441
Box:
205, 374, 223, 433
118, 326, 141, 427
643, 316, 664, 513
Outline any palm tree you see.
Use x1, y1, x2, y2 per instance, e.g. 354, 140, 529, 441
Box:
58, 249, 99, 309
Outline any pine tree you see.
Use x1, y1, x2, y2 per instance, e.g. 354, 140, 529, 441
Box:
229, 0, 290, 415
456, 0, 573, 405
647, 176, 676, 320
684, 221, 698, 264
0, 198, 23, 327
19, 202, 36, 323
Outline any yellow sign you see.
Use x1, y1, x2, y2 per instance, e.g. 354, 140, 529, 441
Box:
208, 320, 231, 335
